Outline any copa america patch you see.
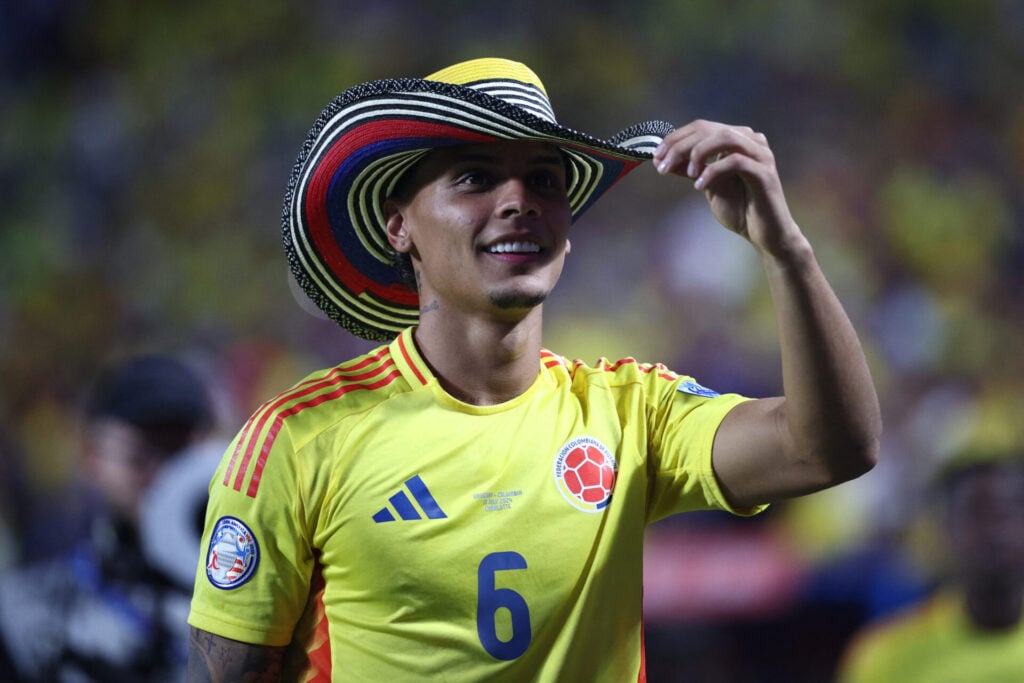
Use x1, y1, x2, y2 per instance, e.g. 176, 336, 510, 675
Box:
205, 516, 259, 589
553, 436, 618, 513
677, 380, 720, 398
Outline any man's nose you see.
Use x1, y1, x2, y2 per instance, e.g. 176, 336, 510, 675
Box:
496, 179, 540, 218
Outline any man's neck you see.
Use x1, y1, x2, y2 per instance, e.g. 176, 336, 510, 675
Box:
413, 310, 544, 406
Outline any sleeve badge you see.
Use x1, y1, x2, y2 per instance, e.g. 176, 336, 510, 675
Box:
205, 516, 260, 589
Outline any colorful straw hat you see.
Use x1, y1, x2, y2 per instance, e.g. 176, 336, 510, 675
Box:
282, 57, 674, 341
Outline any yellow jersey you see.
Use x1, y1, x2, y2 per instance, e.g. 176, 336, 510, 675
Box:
189, 327, 756, 681
838, 590, 1024, 683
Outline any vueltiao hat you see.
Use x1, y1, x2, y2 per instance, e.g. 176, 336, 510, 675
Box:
283, 57, 675, 341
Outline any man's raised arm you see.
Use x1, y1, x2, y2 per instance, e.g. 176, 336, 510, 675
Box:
653, 120, 882, 508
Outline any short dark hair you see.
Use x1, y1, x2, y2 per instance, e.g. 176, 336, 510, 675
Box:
85, 355, 214, 456
385, 156, 427, 288
394, 250, 416, 287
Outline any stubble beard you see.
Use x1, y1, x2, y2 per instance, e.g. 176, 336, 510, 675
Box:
488, 290, 548, 311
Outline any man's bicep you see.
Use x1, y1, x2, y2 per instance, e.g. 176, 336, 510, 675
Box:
187, 626, 285, 682
711, 396, 824, 507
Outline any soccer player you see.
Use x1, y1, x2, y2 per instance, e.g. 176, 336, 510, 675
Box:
837, 447, 1024, 682
187, 58, 881, 681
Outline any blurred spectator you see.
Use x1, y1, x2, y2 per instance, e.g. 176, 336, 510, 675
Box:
0, 355, 216, 682
836, 445, 1024, 682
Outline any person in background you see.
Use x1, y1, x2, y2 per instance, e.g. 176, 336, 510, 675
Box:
0, 354, 216, 683
837, 445, 1024, 682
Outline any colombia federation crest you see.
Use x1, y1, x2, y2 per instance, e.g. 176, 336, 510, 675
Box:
205, 516, 259, 589
553, 436, 618, 512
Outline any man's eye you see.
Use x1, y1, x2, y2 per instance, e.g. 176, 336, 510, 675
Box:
459, 171, 489, 186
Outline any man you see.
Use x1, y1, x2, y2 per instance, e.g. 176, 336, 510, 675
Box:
187, 57, 880, 681
837, 447, 1024, 682
0, 354, 215, 682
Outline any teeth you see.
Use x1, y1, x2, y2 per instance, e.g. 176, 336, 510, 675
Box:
489, 241, 541, 254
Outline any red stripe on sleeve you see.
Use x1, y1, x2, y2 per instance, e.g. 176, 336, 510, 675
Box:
244, 368, 401, 497
223, 347, 393, 492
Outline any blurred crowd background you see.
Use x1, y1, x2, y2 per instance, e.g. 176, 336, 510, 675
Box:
1, 1, 1022, 680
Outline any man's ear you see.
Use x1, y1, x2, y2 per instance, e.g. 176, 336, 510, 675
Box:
384, 200, 412, 253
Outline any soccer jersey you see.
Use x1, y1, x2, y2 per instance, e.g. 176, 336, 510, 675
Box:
837, 590, 1024, 683
189, 327, 757, 681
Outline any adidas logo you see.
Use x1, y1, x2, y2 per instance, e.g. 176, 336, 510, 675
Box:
373, 475, 448, 523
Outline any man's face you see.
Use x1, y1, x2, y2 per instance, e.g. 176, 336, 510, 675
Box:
947, 464, 1024, 587
385, 140, 573, 322
84, 418, 167, 523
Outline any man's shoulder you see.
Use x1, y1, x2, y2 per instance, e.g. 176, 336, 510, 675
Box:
840, 593, 948, 674
262, 344, 411, 424
544, 351, 684, 387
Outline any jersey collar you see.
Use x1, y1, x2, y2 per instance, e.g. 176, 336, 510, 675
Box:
389, 327, 432, 389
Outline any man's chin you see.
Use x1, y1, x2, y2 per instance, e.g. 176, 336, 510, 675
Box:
488, 290, 548, 311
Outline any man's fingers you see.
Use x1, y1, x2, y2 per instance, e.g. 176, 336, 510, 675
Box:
654, 121, 772, 180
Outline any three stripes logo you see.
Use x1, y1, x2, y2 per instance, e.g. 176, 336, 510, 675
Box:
373, 475, 447, 523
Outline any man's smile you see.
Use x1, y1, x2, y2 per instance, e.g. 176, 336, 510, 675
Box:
486, 240, 543, 255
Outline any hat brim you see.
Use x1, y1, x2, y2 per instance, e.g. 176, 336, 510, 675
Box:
283, 77, 674, 341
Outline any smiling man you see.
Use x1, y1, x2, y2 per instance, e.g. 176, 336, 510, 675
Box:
389, 142, 571, 319
382, 140, 575, 405
187, 58, 881, 682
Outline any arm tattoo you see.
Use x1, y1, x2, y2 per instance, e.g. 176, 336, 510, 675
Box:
187, 627, 285, 683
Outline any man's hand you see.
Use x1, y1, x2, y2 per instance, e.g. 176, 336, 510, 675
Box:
652, 120, 806, 261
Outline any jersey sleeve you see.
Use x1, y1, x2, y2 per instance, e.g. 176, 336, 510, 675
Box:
643, 370, 765, 522
188, 415, 316, 646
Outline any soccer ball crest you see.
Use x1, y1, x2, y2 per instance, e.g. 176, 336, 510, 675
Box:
553, 436, 617, 512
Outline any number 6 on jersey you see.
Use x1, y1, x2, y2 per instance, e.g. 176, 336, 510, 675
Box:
477, 552, 532, 660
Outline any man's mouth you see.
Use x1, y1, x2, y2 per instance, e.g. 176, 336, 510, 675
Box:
487, 241, 542, 254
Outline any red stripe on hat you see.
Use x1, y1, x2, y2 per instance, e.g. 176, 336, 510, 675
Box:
304, 120, 495, 305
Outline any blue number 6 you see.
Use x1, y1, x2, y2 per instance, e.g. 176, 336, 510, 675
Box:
477, 551, 532, 660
